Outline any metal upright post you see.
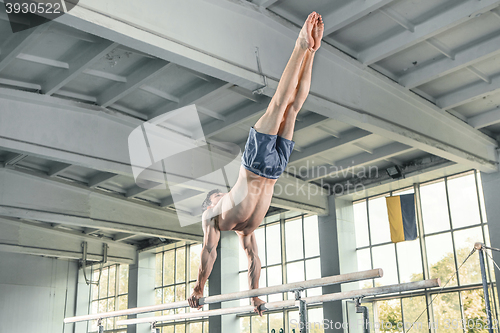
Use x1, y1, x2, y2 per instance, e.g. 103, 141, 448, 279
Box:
476, 242, 493, 333
295, 290, 308, 333
97, 318, 104, 333
355, 298, 370, 333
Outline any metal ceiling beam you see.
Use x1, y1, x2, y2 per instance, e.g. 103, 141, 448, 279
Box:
0, 167, 204, 241
0, 88, 142, 175
335, 155, 459, 200
0, 217, 136, 264
0, 22, 52, 72
40, 0, 500, 171
294, 113, 329, 133
1, 93, 328, 216
436, 73, 500, 109
302, 142, 414, 182
84, 227, 101, 235
84, 69, 127, 82
109, 103, 148, 120
353, 142, 374, 154
55, 90, 97, 103
113, 232, 136, 242
46, 24, 103, 43
288, 129, 371, 165
43, 41, 118, 95
304, 94, 497, 172
3, 153, 28, 166
98, 60, 173, 107
251, 0, 278, 8
89, 172, 118, 188
229, 85, 262, 103
149, 81, 230, 119
197, 106, 226, 121
125, 184, 161, 198
425, 38, 455, 60
358, 0, 500, 65
270, 197, 326, 215
399, 32, 500, 89
0, 88, 327, 215
468, 108, 500, 129
175, 64, 212, 82
140, 85, 180, 103
16, 53, 69, 68
0, 89, 239, 191
0, 77, 40, 90
48, 162, 73, 177
380, 8, 414, 32
322, 0, 396, 36
161, 189, 203, 208
467, 66, 491, 83
203, 99, 270, 138
270, 172, 328, 214
317, 125, 341, 138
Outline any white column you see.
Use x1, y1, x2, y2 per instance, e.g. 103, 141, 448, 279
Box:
318, 196, 343, 332
127, 251, 156, 333
480, 171, 500, 293
336, 198, 362, 333
319, 196, 362, 333
209, 232, 240, 333
74, 268, 92, 333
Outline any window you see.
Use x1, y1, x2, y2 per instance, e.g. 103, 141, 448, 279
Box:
239, 214, 324, 333
155, 242, 209, 333
353, 171, 499, 333
89, 264, 129, 332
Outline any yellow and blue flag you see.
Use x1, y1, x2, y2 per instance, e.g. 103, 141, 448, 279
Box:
385, 194, 417, 243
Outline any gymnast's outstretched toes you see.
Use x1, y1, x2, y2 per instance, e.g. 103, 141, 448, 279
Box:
312, 14, 324, 52
297, 12, 317, 50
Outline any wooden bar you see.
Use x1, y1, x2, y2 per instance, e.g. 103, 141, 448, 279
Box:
64, 268, 383, 323
117, 279, 440, 325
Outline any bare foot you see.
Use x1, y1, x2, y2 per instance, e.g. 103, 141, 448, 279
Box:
296, 12, 317, 50
312, 14, 324, 52
252, 297, 266, 317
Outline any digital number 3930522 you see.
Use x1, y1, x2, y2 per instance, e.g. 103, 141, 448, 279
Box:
5, 2, 63, 14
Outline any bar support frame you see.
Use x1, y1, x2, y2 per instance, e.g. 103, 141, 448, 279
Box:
295, 290, 308, 333
476, 242, 494, 333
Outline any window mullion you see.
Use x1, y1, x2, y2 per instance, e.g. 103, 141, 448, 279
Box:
366, 198, 375, 288
444, 177, 461, 286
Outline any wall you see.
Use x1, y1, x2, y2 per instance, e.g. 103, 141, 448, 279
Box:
0, 252, 78, 333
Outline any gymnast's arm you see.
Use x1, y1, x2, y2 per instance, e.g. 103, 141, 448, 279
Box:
188, 211, 220, 309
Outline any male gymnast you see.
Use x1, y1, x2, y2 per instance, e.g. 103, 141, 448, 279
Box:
188, 12, 324, 315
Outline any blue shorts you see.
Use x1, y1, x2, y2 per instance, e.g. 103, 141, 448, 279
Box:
241, 127, 295, 179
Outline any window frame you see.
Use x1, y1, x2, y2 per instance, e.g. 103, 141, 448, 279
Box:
237, 214, 323, 333
89, 263, 129, 333
154, 242, 210, 333
352, 170, 499, 333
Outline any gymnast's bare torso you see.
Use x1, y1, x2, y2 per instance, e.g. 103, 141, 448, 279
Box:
212, 167, 278, 233
188, 11, 324, 316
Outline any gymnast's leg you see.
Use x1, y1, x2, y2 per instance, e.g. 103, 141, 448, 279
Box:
253, 12, 318, 136
278, 14, 323, 141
